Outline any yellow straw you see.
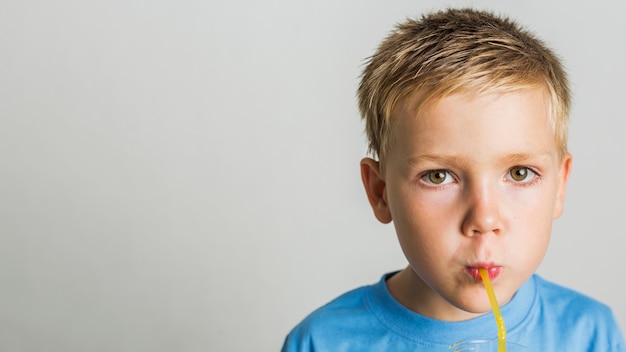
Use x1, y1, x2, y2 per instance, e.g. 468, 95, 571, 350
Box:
478, 268, 507, 352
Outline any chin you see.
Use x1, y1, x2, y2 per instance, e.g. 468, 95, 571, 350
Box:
448, 295, 495, 317
460, 303, 493, 315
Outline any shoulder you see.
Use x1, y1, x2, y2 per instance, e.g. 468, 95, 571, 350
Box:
534, 275, 613, 318
281, 281, 384, 352
532, 275, 625, 349
285, 285, 371, 335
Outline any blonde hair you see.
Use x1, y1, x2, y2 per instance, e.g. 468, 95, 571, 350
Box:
358, 8, 570, 164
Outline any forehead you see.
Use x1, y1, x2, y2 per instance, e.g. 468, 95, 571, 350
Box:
387, 88, 557, 164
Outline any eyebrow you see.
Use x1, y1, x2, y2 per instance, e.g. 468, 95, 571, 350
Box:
405, 151, 552, 168
500, 152, 552, 164
405, 155, 467, 168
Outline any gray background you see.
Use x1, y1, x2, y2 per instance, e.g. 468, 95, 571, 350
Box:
1, 0, 624, 351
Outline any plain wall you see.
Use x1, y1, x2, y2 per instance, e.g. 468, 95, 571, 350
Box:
1, 0, 624, 351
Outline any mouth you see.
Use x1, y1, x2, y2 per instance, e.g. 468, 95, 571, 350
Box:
465, 264, 502, 282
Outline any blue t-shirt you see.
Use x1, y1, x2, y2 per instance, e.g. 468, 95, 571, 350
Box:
282, 273, 625, 351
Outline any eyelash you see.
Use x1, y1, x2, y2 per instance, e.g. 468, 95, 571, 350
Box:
418, 166, 542, 188
506, 166, 542, 186
419, 169, 456, 188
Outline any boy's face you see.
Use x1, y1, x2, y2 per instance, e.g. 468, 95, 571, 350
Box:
361, 88, 571, 321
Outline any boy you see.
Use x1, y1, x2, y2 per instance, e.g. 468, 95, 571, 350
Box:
282, 8, 625, 351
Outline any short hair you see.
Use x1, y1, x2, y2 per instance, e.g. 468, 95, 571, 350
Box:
358, 8, 570, 164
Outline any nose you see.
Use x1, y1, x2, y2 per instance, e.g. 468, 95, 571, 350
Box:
461, 182, 504, 237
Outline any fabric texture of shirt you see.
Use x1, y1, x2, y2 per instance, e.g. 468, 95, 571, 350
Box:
281, 273, 625, 351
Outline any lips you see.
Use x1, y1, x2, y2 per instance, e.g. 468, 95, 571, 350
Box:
465, 265, 502, 282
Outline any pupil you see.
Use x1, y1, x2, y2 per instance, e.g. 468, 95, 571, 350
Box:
512, 167, 527, 180
429, 171, 445, 184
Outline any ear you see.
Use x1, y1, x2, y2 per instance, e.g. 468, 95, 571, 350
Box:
553, 153, 572, 218
360, 158, 392, 224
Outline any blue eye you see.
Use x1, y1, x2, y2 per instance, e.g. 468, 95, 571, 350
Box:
508, 166, 536, 182
422, 170, 453, 185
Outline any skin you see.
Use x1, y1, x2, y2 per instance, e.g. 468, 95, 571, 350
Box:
360, 88, 572, 321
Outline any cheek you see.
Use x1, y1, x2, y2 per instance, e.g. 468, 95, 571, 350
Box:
506, 189, 554, 260
507, 181, 558, 218
391, 186, 454, 224
390, 190, 461, 253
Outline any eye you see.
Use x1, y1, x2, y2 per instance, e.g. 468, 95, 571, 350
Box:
508, 166, 536, 183
422, 169, 454, 185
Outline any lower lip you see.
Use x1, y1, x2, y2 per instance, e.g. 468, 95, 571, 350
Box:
466, 266, 502, 282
